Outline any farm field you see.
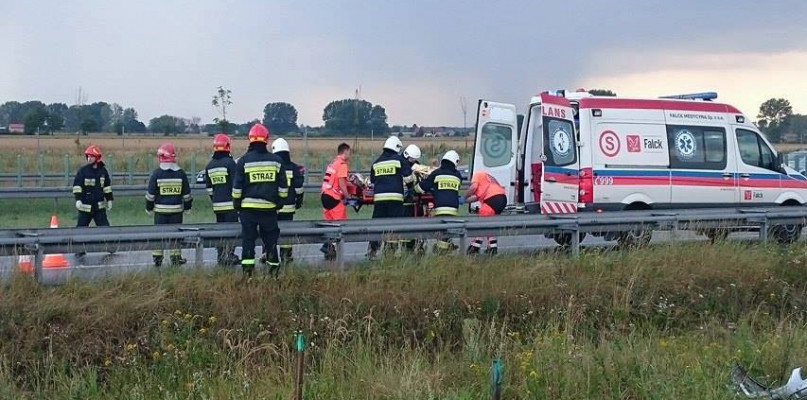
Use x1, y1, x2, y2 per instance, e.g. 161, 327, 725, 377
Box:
2, 242, 807, 398
0, 135, 473, 178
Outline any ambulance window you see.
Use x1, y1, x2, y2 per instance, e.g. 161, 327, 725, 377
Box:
529, 107, 543, 163
543, 118, 576, 166
479, 123, 513, 168
736, 128, 776, 169
667, 125, 726, 170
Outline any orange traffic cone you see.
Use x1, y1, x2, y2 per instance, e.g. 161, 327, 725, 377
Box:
43, 215, 69, 270
17, 255, 33, 274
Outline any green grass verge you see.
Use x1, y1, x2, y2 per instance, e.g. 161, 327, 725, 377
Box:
3, 242, 807, 398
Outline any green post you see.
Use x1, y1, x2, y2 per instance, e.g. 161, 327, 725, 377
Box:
38, 153, 44, 187
64, 154, 70, 186
16, 154, 22, 187
490, 358, 503, 400
294, 331, 305, 400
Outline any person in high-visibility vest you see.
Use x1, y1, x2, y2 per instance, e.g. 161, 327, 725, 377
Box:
272, 138, 305, 265
464, 171, 507, 255
146, 143, 192, 267
204, 133, 240, 266
319, 143, 352, 260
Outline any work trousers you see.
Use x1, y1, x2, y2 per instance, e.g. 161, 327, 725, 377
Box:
215, 211, 239, 265
152, 212, 184, 266
240, 209, 279, 275
278, 212, 295, 264
369, 200, 403, 253
77, 209, 110, 227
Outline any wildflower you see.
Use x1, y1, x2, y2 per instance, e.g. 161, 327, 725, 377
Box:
104, 358, 112, 367
208, 316, 217, 325
174, 310, 182, 316
199, 328, 208, 335
152, 351, 161, 361
184, 313, 193, 321
529, 370, 539, 379
125, 343, 136, 352
161, 319, 169, 326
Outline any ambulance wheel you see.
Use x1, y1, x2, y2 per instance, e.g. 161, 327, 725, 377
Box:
552, 233, 586, 247
769, 224, 802, 244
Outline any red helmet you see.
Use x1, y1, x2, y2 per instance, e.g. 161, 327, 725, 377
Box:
212, 133, 231, 152
157, 143, 177, 163
248, 123, 269, 143
84, 145, 102, 161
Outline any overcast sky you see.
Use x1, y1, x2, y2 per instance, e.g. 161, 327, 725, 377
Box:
1, 1, 806, 126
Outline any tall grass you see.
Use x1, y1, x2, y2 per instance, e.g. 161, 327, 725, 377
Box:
3, 242, 807, 398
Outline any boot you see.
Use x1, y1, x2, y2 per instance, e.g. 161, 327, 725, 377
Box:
170, 255, 187, 266
484, 247, 498, 256
383, 241, 398, 257
279, 246, 294, 265
466, 246, 480, 255
153, 255, 164, 268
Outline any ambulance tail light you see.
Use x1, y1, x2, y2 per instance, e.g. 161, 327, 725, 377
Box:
579, 168, 594, 205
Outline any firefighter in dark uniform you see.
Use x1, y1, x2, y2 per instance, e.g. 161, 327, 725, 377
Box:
271, 137, 305, 265
73, 145, 113, 228
232, 123, 289, 277
146, 143, 192, 267
400, 144, 424, 253
73, 145, 113, 257
367, 136, 414, 259
204, 133, 240, 266
415, 150, 463, 254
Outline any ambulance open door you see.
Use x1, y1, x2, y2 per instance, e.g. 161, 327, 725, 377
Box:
537, 93, 579, 214
470, 100, 518, 210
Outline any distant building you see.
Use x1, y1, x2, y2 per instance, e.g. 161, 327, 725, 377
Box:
8, 123, 24, 133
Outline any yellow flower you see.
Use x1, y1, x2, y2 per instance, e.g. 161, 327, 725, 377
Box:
104, 359, 112, 367
199, 328, 208, 335
174, 310, 182, 316
161, 319, 169, 326
152, 351, 161, 361
125, 343, 136, 352
184, 314, 192, 321
208, 316, 217, 325
529, 370, 539, 379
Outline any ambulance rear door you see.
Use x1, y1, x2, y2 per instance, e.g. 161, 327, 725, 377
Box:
538, 93, 580, 213
471, 100, 518, 204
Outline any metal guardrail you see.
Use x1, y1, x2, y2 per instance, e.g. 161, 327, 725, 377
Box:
2, 207, 806, 283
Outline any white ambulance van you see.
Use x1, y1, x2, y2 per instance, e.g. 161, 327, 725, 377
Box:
470, 91, 807, 245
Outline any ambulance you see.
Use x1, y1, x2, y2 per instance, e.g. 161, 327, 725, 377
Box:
470, 90, 807, 245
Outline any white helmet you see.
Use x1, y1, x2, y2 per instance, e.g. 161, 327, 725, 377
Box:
403, 144, 421, 160
383, 136, 403, 153
272, 138, 290, 153
442, 150, 460, 166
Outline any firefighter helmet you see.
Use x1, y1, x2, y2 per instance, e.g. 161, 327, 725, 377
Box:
272, 138, 290, 153
84, 145, 102, 161
383, 136, 403, 153
212, 133, 231, 152
403, 144, 421, 160
442, 150, 460, 166
157, 143, 177, 163
248, 123, 269, 143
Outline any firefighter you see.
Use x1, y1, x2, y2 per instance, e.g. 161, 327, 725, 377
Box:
271, 137, 305, 265
415, 150, 463, 254
464, 171, 507, 255
204, 133, 240, 266
232, 123, 288, 278
320, 143, 352, 260
72, 145, 113, 257
400, 144, 423, 253
367, 136, 413, 259
146, 143, 192, 267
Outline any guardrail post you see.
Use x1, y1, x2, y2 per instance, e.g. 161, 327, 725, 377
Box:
759, 216, 769, 242
16, 154, 22, 187
195, 236, 204, 269
34, 244, 44, 283
571, 224, 581, 257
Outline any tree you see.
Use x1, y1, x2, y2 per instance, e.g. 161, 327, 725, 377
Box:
0, 101, 23, 125
211, 86, 232, 134
758, 98, 793, 142
322, 99, 389, 136
262, 102, 298, 135
23, 104, 48, 134
149, 115, 187, 135
588, 89, 617, 96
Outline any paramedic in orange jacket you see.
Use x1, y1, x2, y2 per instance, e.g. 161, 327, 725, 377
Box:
464, 171, 507, 255
319, 143, 352, 260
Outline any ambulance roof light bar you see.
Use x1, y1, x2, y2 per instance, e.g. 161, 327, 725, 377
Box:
659, 92, 718, 101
